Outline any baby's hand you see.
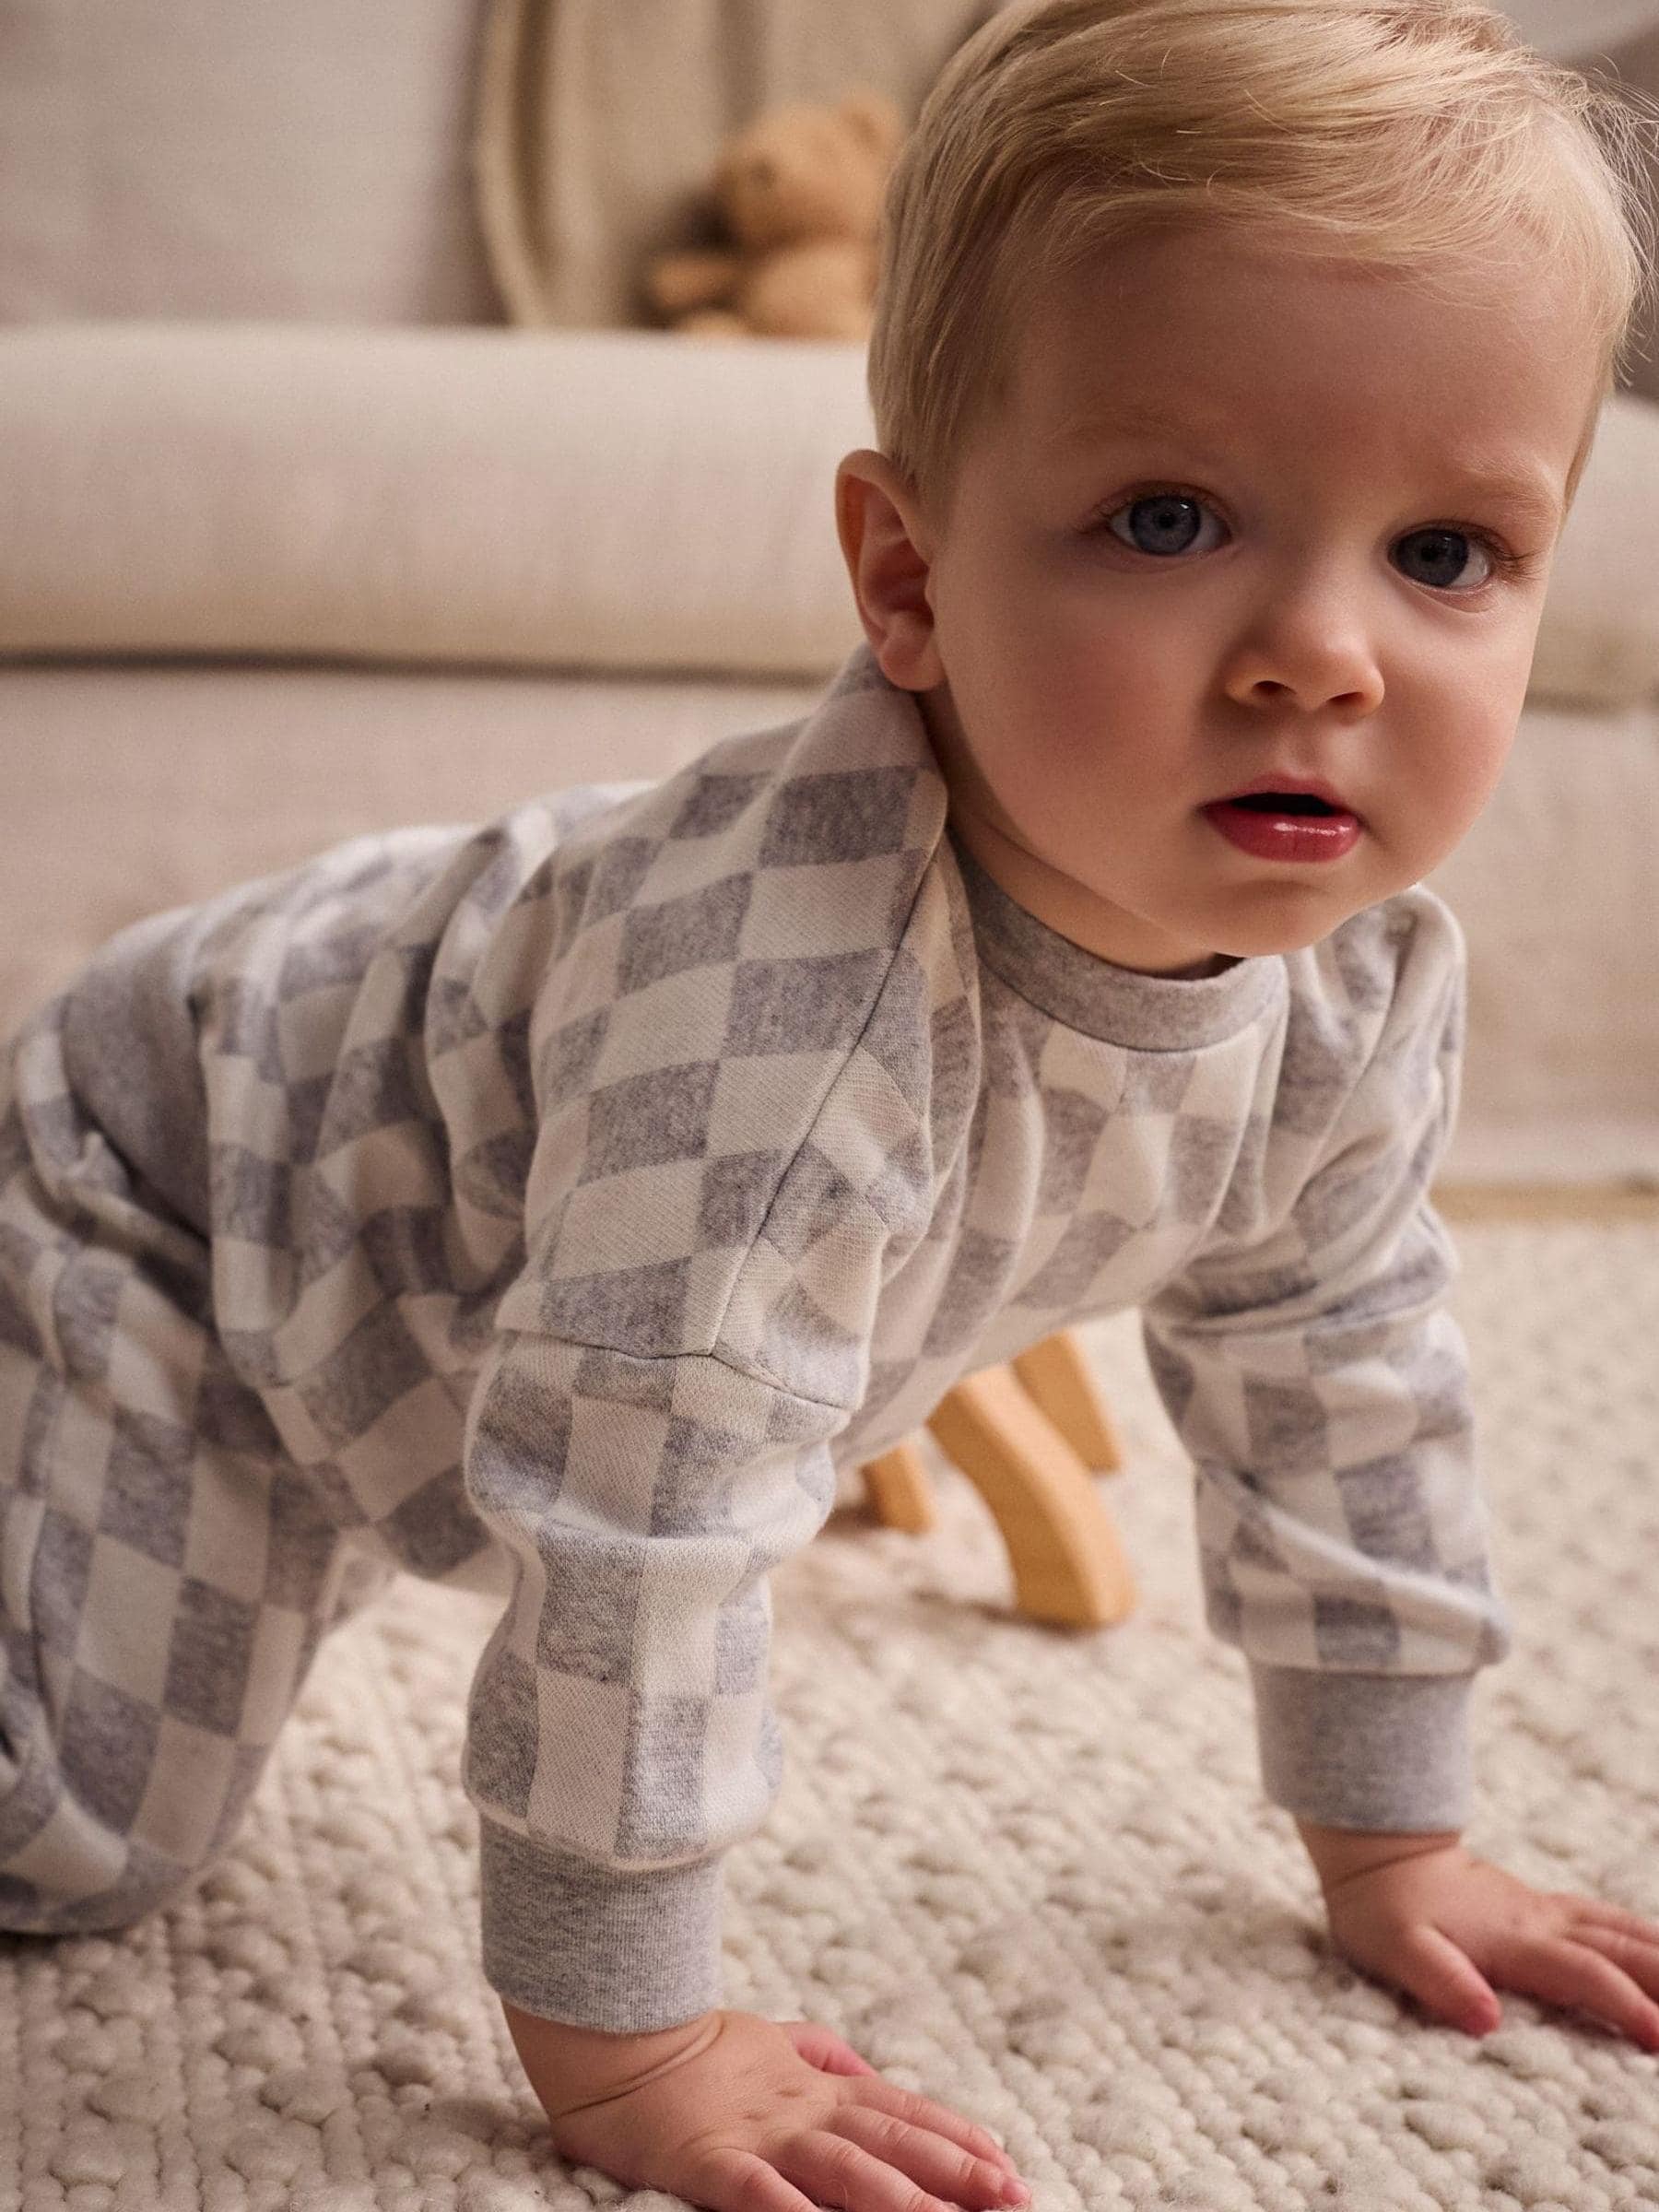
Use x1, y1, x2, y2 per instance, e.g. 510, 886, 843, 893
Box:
506, 2000, 1032, 2212
1318, 1840, 1659, 2049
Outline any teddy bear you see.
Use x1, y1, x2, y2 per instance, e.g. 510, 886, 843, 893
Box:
644, 88, 907, 341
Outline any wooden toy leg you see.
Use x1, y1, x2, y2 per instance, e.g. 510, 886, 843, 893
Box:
1010, 1331, 1124, 1471
924, 1365, 1136, 1629
859, 1440, 937, 1534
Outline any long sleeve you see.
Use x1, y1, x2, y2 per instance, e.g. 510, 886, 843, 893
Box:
458, 1327, 846, 2032
1138, 906, 1512, 1832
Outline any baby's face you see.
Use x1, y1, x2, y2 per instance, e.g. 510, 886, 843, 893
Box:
860, 226, 1598, 975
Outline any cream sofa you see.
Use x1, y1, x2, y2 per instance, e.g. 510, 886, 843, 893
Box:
2, 0, 1657, 1187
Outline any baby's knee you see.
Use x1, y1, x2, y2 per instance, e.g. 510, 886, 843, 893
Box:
0, 1834, 205, 1939
0, 1728, 212, 1938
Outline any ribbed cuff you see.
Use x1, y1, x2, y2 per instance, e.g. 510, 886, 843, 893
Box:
1250, 1664, 1477, 1832
477, 1816, 726, 2032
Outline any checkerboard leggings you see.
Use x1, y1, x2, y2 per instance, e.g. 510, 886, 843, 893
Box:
0, 993, 396, 1936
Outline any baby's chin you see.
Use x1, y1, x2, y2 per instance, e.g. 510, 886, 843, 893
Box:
1110, 883, 1365, 970
1204, 902, 1375, 961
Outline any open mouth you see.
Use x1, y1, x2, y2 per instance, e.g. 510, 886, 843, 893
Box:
1227, 793, 1341, 816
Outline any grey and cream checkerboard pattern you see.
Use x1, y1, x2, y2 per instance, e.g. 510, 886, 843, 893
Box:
0, 640, 1511, 2031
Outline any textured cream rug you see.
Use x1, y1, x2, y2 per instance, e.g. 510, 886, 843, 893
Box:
3, 1213, 1657, 2211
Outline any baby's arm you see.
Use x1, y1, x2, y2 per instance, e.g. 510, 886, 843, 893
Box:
1297, 1818, 1659, 2050
1140, 900, 1659, 2053
459, 1333, 1029, 2202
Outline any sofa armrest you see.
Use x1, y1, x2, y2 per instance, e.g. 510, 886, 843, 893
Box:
0, 324, 873, 681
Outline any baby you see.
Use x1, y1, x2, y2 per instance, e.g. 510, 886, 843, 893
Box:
5, 0, 1659, 2202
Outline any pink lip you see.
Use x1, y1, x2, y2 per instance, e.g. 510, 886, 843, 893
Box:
1203, 797, 1362, 865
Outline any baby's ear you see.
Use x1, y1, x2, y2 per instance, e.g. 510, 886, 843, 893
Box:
833, 449, 944, 692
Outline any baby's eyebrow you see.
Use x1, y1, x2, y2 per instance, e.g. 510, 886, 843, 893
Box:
1430, 458, 1562, 531
1048, 399, 1223, 452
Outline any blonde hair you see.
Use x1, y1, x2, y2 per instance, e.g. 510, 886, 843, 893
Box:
867, 0, 1659, 530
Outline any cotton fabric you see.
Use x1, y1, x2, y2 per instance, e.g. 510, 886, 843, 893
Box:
0, 641, 1511, 2030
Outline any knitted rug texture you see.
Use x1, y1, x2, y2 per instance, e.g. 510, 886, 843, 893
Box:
2, 1219, 1656, 2211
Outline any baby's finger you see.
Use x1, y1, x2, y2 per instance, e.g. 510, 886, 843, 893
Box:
1394, 1924, 1503, 2035
845, 2074, 1024, 2180
1568, 1901, 1659, 1953
830, 2104, 1029, 2208
779, 2128, 970, 2212
1557, 1947, 1659, 2043
691, 2146, 820, 2212
1496, 1935, 1659, 2050
1570, 1921, 1659, 2005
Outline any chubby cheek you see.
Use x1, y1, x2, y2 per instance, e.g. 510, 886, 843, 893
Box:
987, 598, 1182, 747
1414, 707, 1515, 833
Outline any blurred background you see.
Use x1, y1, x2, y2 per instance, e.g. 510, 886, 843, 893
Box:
1, 0, 1656, 1194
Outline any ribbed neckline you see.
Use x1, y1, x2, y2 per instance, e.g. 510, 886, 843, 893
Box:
946, 823, 1282, 1051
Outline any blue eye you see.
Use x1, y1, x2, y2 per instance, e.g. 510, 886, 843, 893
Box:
1104, 492, 1222, 558
1394, 527, 1497, 592
1095, 489, 1526, 594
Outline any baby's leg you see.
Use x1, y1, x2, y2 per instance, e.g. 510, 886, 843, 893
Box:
0, 994, 394, 1936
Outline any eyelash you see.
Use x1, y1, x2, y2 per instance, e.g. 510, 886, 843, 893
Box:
1088, 486, 1535, 590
